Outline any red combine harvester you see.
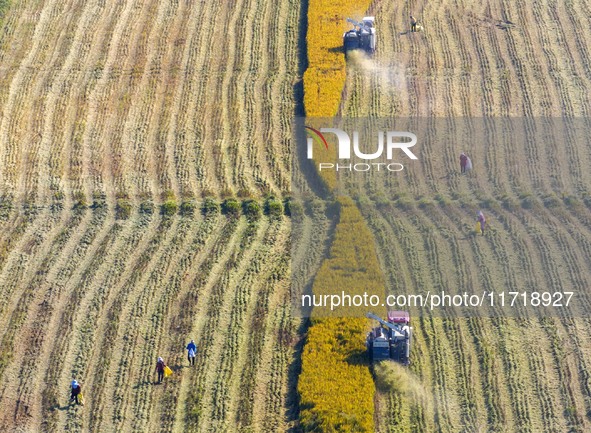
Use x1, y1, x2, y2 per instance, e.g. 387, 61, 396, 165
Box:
366, 311, 412, 365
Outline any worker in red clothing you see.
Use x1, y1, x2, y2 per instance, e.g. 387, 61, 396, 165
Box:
155, 357, 167, 384
460, 152, 468, 173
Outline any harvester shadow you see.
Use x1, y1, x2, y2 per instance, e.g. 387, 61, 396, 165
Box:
344, 349, 370, 367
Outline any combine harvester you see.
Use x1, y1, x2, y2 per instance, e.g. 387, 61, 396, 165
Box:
366, 311, 412, 365
343, 17, 376, 55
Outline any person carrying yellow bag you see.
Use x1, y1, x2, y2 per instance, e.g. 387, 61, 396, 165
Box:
69, 380, 83, 405
477, 210, 486, 235
155, 357, 168, 384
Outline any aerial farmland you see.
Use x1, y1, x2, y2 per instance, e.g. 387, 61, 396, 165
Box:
1, 0, 591, 432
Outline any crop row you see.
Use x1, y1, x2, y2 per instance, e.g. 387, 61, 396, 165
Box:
298, 197, 381, 432
362, 192, 591, 431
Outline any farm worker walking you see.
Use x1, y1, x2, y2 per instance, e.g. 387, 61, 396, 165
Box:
155, 357, 167, 384
460, 152, 468, 173
70, 380, 83, 405
186, 339, 197, 366
477, 210, 486, 235
410, 15, 417, 32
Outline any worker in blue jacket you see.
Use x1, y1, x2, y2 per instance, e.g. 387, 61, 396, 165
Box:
186, 339, 197, 366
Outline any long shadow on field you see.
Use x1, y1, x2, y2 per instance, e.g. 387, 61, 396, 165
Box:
286, 0, 308, 430
285, 319, 310, 433
49, 404, 73, 411
344, 349, 369, 367
292, 0, 331, 202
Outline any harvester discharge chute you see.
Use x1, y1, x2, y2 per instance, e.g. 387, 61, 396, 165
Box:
366, 311, 412, 365
343, 16, 376, 55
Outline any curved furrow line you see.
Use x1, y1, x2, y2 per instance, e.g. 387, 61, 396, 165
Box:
0, 0, 41, 83
266, 0, 299, 192
464, 14, 514, 190
149, 0, 189, 198
112, 0, 178, 200
32, 0, 108, 204
121, 216, 222, 432
519, 119, 545, 194
135, 0, 189, 199
234, 0, 270, 196
41, 212, 152, 432
152, 216, 238, 432
568, 0, 591, 86
0, 205, 106, 407
77, 0, 143, 200
499, 0, 550, 116
78, 214, 173, 432
182, 219, 265, 432
559, 118, 590, 196
165, 0, 212, 198
444, 7, 473, 117
198, 219, 275, 432
380, 211, 456, 432
186, 0, 225, 195
0, 0, 77, 198
530, 0, 575, 117
201, 1, 234, 195
0, 210, 85, 393
44, 0, 126, 203
258, 287, 295, 433
218, 0, 249, 196
248, 0, 281, 195
13, 210, 117, 432
406, 206, 518, 431
426, 6, 456, 116
465, 4, 502, 116
97, 0, 161, 199
167, 218, 247, 433
102, 217, 192, 432
212, 221, 287, 426
0, 209, 36, 274
223, 222, 289, 429
163, 0, 205, 199
512, 211, 584, 429
0, 203, 57, 309
244, 257, 292, 432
